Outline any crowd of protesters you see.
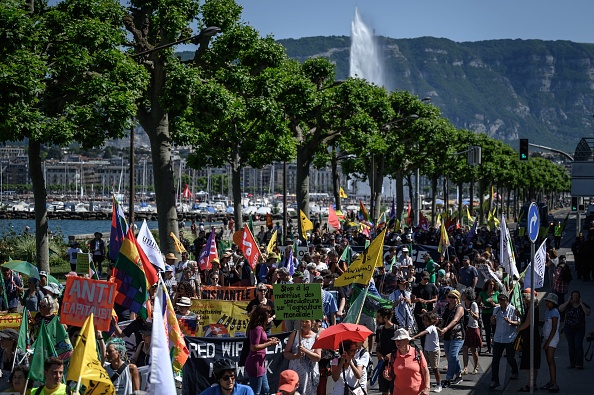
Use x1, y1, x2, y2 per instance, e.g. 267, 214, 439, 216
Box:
2, 212, 594, 395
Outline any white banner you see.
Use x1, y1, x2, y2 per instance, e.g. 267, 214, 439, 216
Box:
137, 219, 165, 271
500, 214, 520, 278
523, 239, 547, 289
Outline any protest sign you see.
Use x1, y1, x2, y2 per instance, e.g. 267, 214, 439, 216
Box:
60, 276, 116, 331
0, 313, 21, 330
200, 286, 258, 301
76, 251, 90, 275
182, 332, 292, 395
272, 283, 323, 320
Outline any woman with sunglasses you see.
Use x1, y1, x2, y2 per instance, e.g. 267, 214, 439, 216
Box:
246, 284, 276, 329
438, 289, 465, 388
246, 305, 280, 395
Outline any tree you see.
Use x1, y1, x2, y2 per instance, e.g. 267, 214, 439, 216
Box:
0, 0, 147, 270
165, 23, 294, 231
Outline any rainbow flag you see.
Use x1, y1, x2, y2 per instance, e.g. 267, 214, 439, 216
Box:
109, 196, 129, 261
113, 232, 150, 319
359, 201, 370, 223
177, 315, 199, 336
162, 282, 190, 372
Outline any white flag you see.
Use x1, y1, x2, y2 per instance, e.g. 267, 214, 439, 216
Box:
147, 281, 177, 394
500, 214, 520, 278
523, 239, 547, 289
137, 220, 165, 271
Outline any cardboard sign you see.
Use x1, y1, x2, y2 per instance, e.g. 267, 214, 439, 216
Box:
272, 283, 323, 321
60, 277, 116, 331
76, 251, 90, 275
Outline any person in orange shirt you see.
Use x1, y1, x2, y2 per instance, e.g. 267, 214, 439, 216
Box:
391, 328, 430, 395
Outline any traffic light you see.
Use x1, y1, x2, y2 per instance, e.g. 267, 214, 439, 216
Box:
519, 139, 529, 160
571, 196, 578, 211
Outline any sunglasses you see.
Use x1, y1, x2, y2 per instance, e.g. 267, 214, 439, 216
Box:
211, 277, 219, 280
221, 374, 235, 381
258, 289, 267, 292
447, 295, 457, 299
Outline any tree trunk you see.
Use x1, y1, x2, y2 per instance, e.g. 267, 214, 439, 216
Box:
395, 170, 405, 219
296, 145, 311, 242
430, 175, 438, 225
443, 176, 449, 216
469, 179, 475, 219
331, 150, 341, 212
137, 56, 178, 254
368, 155, 384, 222
29, 140, 49, 272
457, 181, 464, 227
232, 146, 243, 231
478, 179, 486, 225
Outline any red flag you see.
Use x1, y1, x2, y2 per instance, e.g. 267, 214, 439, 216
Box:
328, 206, 340, 230
265, 213, 273, 228
419, 212, 429, 231
128, 229, 159, 286
240, 225, 261, 270
455, 219, 461, 229
182, 184, 192, 198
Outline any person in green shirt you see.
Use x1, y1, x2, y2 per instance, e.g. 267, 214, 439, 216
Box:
476, 279, 500, 354
423, 253, 440, 283
31, 357, 68, 395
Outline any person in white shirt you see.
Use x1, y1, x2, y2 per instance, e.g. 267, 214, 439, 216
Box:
412, 312, 442, 393
67, 242, 83, 272
488, 293, 520, 390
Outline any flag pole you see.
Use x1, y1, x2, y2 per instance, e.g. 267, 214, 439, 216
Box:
354, 286, 369, 324
22, 380, 28, 395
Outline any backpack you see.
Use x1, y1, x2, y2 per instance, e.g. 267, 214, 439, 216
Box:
561, 263, 573, 282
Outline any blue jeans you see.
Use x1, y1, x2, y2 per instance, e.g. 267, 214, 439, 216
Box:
249, 374, 270, 395
443, 339, 464, 380
565, 326, 586, 367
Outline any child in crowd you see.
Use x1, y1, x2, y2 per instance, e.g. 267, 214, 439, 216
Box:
412, 312, 442, 393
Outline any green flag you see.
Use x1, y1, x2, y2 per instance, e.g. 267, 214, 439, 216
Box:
248, 215, 254, 235
343, 286, 367, 324
46, 315, 73, 361
28, 321, 57, 382
347, 285, 393, 320
17, 308, 28, 353
339, 246, 351, 266
510, 281, 524, 317
0, 270, 8, 310
218, 240, 231, 258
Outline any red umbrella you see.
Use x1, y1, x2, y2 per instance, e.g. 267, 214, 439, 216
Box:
312, 323, 373, 350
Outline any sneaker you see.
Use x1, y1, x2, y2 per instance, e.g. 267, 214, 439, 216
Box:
461, 368, 468, 375
432, 385, 443, 393
441, 380, 451, 388
541, 382, 554, 390
548, 384, 560, 393
473, 367, 479, 374
452, 376, 463, 385
489, 382, 501, 390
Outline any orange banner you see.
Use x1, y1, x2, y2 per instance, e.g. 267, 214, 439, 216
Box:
60, 277, 116, 331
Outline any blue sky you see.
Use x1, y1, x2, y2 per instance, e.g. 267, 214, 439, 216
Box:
235, 0, 594, 43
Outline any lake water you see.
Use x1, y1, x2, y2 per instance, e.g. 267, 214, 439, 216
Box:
0, 219, 214, 241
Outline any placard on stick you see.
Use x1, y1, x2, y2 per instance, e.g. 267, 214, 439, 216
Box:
272, 283, 323, 320
76, 251, 90, 275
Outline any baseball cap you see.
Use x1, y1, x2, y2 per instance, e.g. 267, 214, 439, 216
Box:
278, 370, 299, 392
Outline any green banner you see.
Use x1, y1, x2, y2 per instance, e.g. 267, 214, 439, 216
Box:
272, 283, 323, 321
76, 251, 90, 275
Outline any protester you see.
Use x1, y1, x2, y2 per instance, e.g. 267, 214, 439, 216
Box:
390, 328, 430, 395
6, 364, 30, 395
411, 313, 441, 393
422, 254, 439, 284
411, 271, 438, 349
246, 304, 280, 395
458, 256, 478, 290
1, 267, 23, 313
283, 320, 321, 395
330, 340, 363, 395
201, 358, 255, 395
438, 289, 464, 387
388, 277, 414, 332
67, 242, 83, 272
460, 288, 481, 375
517, 288, 540, 392
541, 293, 561, 392
559, 290, 591, 369
552, 255, 571, 320
31, 357, 67, 395
22, 277, 44, 313
375, 307, 397, 395
91, 231, 106, 277
105, 338, 140, 395
488, 293, 520, 390
175, 296, 198, 318
476, 279, 499, 354
130, 322, 152, 368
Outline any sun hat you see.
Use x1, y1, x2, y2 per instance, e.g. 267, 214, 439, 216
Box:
267, 252, 279, 261
39, 271, 47, 278
278, 370, 299, 392
402, 247, 409, 252
165, 253, 176, 260
543, 293, 559, 306
176, 296, 193, 307
391, 328, 412, 341
43, 283, 61, 295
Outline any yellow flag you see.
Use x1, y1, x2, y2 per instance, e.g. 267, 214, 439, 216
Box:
267, 230, 277, 254
394, 219, 401, 232
67, 313, 115, 394
465, 207, 475, 223
492, 208, 500, 226
170, 232, 187, 253
300, 210, 313, 239
339, 187, 348, 198
335, 228, 387, 287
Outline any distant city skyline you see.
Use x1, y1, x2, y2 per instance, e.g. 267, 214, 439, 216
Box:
235, 1, 594, 43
